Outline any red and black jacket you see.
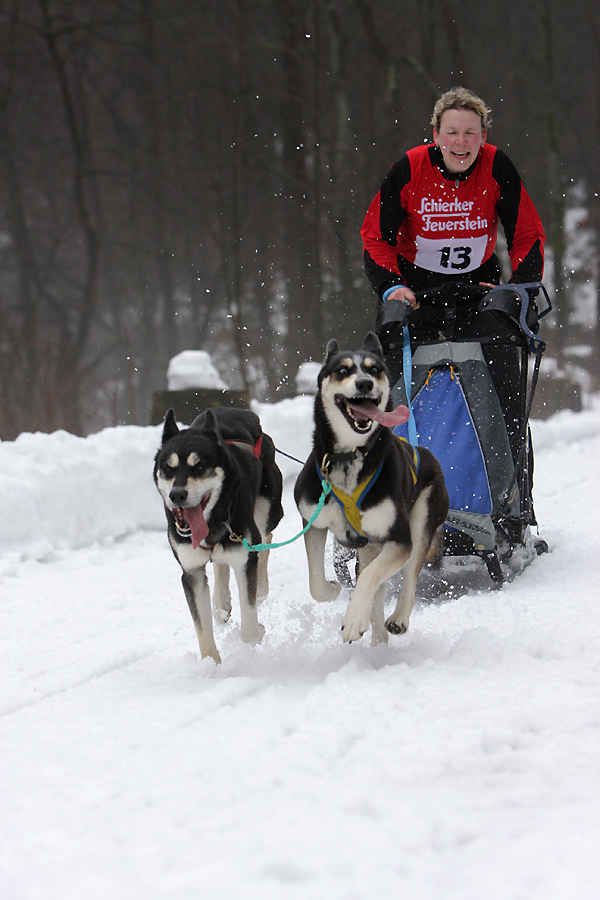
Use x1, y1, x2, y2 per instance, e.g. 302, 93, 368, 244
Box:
361, 143, 545, 300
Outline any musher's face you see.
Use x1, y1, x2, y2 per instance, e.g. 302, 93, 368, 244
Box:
433, 108, 486, 174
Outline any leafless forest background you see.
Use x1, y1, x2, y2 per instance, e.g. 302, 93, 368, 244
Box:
0, 0, 598, 438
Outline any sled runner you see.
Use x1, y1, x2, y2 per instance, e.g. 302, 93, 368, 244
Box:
377, 281, 551, 583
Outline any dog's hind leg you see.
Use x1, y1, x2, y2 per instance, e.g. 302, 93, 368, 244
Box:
182, 568, 221, 664
233, 553, 265, 645
385, 552, 427, 635
356, 544, 388, 647
256, 541, 272, 603
304, 525, 342, 603
386, 488, 433, 636
370, 583, 389, 647
342, 542, 410, 643
254, 496, 275, 603
212, 563, 232, 623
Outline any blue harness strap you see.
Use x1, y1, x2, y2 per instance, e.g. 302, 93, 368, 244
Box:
403, 325, 418, 447
394, 434, 420, 484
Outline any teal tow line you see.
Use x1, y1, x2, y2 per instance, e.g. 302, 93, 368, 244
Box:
229, 480, 332, 553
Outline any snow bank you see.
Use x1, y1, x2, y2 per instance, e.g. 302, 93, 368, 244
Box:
530, 398, 600, 450
0, 397, 314, 561
0, 426, 164, 559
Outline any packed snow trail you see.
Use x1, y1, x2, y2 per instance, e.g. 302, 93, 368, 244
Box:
0, 398, 599, 900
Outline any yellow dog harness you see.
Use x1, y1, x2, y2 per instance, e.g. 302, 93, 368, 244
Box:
317, 436, 419, 537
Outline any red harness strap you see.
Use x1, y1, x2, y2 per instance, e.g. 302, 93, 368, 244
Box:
225, 435, 263, 458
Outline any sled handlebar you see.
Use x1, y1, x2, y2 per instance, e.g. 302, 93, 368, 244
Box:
377, 281, 551, 350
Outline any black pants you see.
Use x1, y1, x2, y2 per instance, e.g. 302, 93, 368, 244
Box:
482, 342, 523, 465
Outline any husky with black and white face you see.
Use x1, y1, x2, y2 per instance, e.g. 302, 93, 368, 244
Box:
294, 332, 449, 647
318, 337, 392, 451
154, 407, 283, 664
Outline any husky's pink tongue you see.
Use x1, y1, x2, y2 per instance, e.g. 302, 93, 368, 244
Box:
348, 400, 410, 427
183, 503, 209, 549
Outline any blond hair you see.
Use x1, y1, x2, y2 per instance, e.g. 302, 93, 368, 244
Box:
431, 86, 492, 131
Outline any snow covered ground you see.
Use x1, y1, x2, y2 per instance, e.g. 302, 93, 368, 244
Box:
1, 396, 599, 900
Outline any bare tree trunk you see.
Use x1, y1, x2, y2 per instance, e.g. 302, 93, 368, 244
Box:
541, 0, 568, 358
40, 0, 101, 433
277, 0, 322, 364
141, 0, 177, 369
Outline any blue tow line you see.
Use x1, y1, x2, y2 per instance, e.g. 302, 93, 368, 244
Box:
383, 288, 418, 448
403, 325, 418, 447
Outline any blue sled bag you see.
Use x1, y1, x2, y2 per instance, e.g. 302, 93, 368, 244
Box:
392, 341, 519, 552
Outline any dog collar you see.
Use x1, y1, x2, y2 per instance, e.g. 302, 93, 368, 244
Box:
321, 448, 363, 469
320, 427, 381, 468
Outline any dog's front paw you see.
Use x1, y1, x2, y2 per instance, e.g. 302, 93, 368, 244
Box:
198, 642, 222, 665
311, 579, 342, 603
240, 622, 265, 646
341, 606, 370, 644
385, 615, 408, 635
213, 607, 231, 624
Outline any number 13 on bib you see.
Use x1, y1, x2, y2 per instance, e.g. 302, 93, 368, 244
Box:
415, 235, 487, 274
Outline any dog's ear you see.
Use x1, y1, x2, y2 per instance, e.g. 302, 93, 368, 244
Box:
204, 408, 223, 443
318, 339, 340, 388
162, 408, 179, 443
324, 338, 339, 364
362, 331, 383, 358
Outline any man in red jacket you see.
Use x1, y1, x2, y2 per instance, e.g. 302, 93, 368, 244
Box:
362, 86, 545, 307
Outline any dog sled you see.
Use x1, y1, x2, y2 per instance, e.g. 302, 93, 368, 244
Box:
335, 281, 551, 587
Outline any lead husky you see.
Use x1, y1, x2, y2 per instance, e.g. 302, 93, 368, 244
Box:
294, 332, 449, 645
154, 407, 283, 664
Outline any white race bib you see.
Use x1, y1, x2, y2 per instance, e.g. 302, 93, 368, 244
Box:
414, 235, 487, 274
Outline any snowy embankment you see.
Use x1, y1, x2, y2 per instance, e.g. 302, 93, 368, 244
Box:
0, 396, 313, 561
1, 396, 599, 900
